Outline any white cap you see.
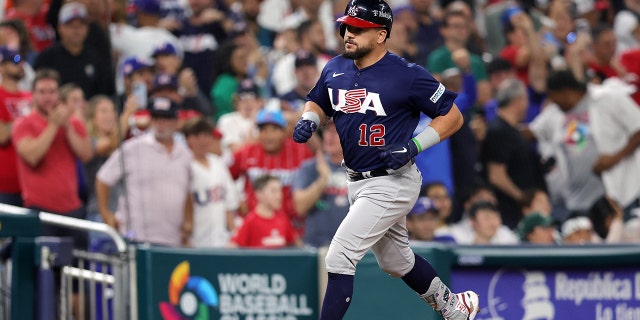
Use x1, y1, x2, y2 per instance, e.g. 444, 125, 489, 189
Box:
561, 216, 592, 238
59, 2, 88, 24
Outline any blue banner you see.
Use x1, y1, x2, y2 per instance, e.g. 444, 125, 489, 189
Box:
450, 267, 640, 320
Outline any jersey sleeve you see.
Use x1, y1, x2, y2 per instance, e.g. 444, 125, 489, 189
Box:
306, 68, 335, 118
408, 68, 457, 119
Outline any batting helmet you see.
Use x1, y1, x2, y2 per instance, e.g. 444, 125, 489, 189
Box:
336, 0, 393, 39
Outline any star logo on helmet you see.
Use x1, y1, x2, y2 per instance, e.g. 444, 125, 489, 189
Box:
347, 5, 358, 16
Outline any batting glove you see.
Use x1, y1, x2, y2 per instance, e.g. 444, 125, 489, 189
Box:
293, 118, 318, 143
379, 140, 419, 170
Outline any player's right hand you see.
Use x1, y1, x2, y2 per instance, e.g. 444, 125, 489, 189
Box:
293, 118, 318, 143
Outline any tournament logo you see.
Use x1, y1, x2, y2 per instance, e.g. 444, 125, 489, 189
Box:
159, 261, 219, 320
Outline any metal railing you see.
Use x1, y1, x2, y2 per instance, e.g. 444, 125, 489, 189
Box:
0, 204, 137, 320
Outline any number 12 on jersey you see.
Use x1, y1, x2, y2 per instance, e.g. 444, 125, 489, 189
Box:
358, 124, 385, 146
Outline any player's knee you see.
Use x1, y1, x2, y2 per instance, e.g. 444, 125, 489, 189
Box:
325, 242, 357, 275
378, 256, 414, 278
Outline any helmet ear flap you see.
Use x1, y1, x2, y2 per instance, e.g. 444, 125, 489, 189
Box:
340, 24, 347, 38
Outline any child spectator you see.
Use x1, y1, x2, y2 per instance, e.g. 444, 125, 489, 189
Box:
183, 117, 239, 248
230, 174, 301, 248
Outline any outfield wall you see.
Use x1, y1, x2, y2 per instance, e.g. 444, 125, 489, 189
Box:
137, 243, 640, 320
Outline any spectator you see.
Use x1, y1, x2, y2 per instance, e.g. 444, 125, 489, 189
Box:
12, 68, 92, 248
585, 24, 622, 83
280, 50, 319, 113
0, 46, 32, 206
405, 0, 444, 65
271, 19, 331, 96
96, 97, 193, 247
228, 108, 313, 234
210, 42, 251, 119
0, 19, 36, 89
561, 214, 594, 244
216, 78, 263, 152
34, 2, 115, 98
150, 72, 214, 119
423, 182, 453, 225
481, 77, 546, 229
109, 0, 182, 92
517, 212, 557, 244
545, 71, 640, 214
407, 196, 455, 243
116, 56, 155, 112
292, 120, 348, 248
427, 10, 490, 106
172, 0, 230, 94
83, 95, 135, 248
468, 201, 516, 245
59, 83, 86, 121
230, 174, 302, 248
520, 188, 553, 217
4, 0, 55, 53
183, 117, 239, 248
613, 0, 640, 54
450, 182, 519, 244
500, 7, 549, 97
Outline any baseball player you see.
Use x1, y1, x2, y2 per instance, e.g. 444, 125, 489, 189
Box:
292, 0, 479, 319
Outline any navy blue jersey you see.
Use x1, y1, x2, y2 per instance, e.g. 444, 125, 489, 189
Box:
307, 51, 457, 172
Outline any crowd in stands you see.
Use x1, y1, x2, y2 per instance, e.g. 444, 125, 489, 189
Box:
1, 0, 640, 251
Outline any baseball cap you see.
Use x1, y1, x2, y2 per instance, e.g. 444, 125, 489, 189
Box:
121, 56, 153, 78
409, 197, 438, 216
517, 213, 555, 241
133, 0, 161, 14
59, 2, 88, 24
236, 78, 260, 99
561, 216, 592, 238
0, 46, 22, 64
152, 42, 178, 58
294, 50, 317, 68
147, 97, 179, 118
256, 109, 286, 128
151, 73, 178, 92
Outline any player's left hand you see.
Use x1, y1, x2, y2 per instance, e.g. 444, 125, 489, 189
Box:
379, 140, 419, 170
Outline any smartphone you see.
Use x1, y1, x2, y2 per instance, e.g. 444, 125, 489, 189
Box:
132, 81, 147, 110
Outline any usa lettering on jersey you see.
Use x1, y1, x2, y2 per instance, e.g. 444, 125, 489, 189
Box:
328, 88, 387, 116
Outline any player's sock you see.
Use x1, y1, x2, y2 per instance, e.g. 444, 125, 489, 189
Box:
320, 272, 354, 320
401, 253, 438, 294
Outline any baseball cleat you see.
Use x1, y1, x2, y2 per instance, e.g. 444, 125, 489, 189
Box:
440, 291, 479, 320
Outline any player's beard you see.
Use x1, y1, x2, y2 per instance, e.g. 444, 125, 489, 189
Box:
342, 41, 374, 60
